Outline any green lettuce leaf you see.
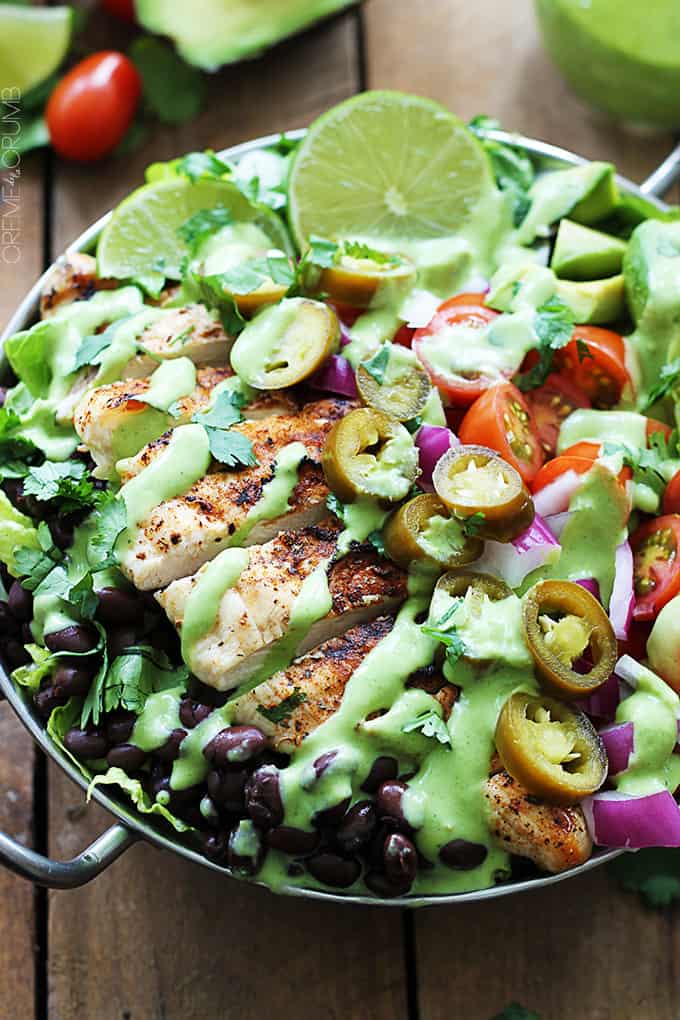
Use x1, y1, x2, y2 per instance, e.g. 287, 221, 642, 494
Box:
11, 644, 53, 694
88, 768, 192, 833
46, 698, 92, 779
0, 490, 40, 575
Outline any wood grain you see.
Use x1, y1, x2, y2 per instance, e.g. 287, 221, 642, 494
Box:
47, 11, 407, 1020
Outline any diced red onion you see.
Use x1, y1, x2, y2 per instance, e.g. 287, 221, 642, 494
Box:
544, 511, 570, 539
599, 722, 634, 776
309, 354, 357, 398
533, 470, 581, 517
583, 790, 680, 849
610, 540, 634, 640
615, 654, 648, 689
575, 670, 620, 722
415, 425, 457, 491
400, 289, 441, 328
339, 321, 352, 347
575, 577, 600, 599
470, 514, 560, 589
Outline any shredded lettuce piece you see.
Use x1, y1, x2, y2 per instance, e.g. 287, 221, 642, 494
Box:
11, 644, 53, 694
89, 768, 192, 833
0, 490, 40, 575
46, 698, 93, 779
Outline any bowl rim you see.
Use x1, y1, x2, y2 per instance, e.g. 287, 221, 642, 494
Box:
1, 127, 662, 906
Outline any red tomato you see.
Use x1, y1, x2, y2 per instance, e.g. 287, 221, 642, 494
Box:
532, 448, 632, 494
102, 0, 135, 19
617, 619, 653, 661
646, 417, 673, 442
554, 326, 631, 408
332, 303, 362, 328
631, 515, 680, 621
393, 324, 415, 348
413, 293, 500, 406
458, 381, 544, 483
46, 52, 142, 162
527, 373, 591, 459
663, 471, 680, 515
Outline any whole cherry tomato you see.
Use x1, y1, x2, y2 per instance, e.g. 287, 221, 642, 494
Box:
458, 380, 544, 484
631, 514, 680, 621
46, 52, 141, 162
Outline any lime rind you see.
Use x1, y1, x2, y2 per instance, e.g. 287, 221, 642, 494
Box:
97, 176, 293, 296
288, 90, 497, 252
0, 5, 72, 96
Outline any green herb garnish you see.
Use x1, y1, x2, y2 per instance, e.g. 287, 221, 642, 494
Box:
257, 688, 307, 724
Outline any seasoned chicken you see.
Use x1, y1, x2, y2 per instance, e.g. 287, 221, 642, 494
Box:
158, 520, 406, 691
483, 769, 592, 873
40, 252, 117, 317
74, 368, 298, 479
230, 616, 395, 752
119, 398, 352, 590
132, 304, 230, 370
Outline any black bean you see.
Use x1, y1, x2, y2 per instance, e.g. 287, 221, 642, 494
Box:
204, 725, 266, 767
0, 601, 14, 636
312, 750, 338, 779
245, 766, 283, 830
335, 800, 377, 854
45, 624, 98, 654
95, 586, 144, 627
383, 833, 418, 888
179, 699, 213, 729
266, 826, 320, 856
361, 756, 399, 793
107, 743, 147, 771
207, 768, 248, 813
147, 625, 181, 660
104, 709, 136, 745
21, 623, 33, 644
187, 676, 229, 708
363, 870, 411, 899
107, 626, 137, 660
7, 582, 32, 623
375, 779, 411, 830
3, 639, 29, 668
2, 479, 42, 519
0, 562, 10, 591
63, 728, 108, 760
48, 518, 74, 550
34, 686, 67, 719
227, 823, 263, 875
438, 839, 488, 871
306, 852, 361, 889
202, 831, 228, 863
314, 796, 351, 830
52, 665, 93, 698
156, 728, 187, 763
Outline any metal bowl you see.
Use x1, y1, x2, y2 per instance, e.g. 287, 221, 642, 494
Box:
1, 128, 676, 904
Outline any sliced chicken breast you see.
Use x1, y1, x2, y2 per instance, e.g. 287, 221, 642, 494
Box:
158, 520, 406, 691
132, 304, 230, 371
119, 398, 352, 590
40, 252, 117, 318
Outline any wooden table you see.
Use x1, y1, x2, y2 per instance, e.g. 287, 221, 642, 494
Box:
1, 2, 679, 1017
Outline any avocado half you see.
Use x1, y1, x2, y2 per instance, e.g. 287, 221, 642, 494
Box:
135, 0, 359, 70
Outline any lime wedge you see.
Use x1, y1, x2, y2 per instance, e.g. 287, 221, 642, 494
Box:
0, 5, 72, 95
97, 176, 293, 296
288, 91, 496, 250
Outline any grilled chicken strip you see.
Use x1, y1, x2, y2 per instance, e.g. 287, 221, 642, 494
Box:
74, 367, 298, 479
131, 304, 229, 370
40, 252, 117, 317
483, 769, 592, 873
119, 398, 352, 590
158, 520, 406, 691
231, 616, 395, 752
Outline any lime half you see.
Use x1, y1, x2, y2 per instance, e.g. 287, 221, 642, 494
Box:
0, 5, 72, 95
97, 176, 292, 296
288, 91, 496, 250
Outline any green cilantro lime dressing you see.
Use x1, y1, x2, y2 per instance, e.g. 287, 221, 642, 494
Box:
196, 222, 280, 274
417, 514, 468, 565
142, 357, 196, 412
180, 547, 251, 671
132, 688, 184, 752
344, 307, 405, 366
614, 664, 680, 797
93, 307, 163, 385
517, 163, 614, 246
336, 498, 389, 558
229, 441, 307, 547
558, 409, 648, 452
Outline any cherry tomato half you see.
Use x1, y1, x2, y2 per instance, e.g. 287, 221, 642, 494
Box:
631, 514, 680, 621
646, 417, 673, 442
102, 0, 136, 19
393, 324, 415, 348
663, 471, 680, 515
46, 52, 142, 162
527, 373, 591, 459
554, 326, 631, 408
413, 293, 500, 406
458, 381, 544, 484
532, 445, 632, 495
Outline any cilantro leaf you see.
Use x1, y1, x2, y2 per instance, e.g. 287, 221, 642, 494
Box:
492, 1004, 541, 1020
608, 848, 680, 908
368, 530, 385, 557
102, 645, 189, 716
177, 207, 234, 257
14, 547, 61, 592
326, 492, 347, 523
469, 116, 535, 228
215, 256, 295, 296
0, 406, 38, 477
306, 236, 339, 269
68, 572, 99, 621
80, 628, 109, 728
515, 295, 575, 392
73, 318, 134, 372
422, 600, 466, 665
205, 427, 256, 468
361, 344, 391, 386
460, 511, 486, 537
176, 151, 231, 183
272, 133, 299, 156
87, 494, 127, 571
130, 37, 206, 126
341, 241, 398, 265
576, 338, 593, 364
402, 709, 452, 748
602, 431, 680, 498
257, 688, 307, 724
22, 460, 99, 514
192, 389, 245, 430
641, 357, 680, 411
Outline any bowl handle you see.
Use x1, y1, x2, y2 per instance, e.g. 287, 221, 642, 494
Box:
0, 822, 136, 888
641, 142, 680, 199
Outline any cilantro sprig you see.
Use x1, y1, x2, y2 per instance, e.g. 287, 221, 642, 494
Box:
514, 295, 575, 392
257, 688, 307, 724
191, 389, 257, 469
641, 357, 680, 412
421, 599, 466, 666
402, 709, 452, 749
469, 115, 535, 228
361, 344, 391, 386
22, 460, 101, 515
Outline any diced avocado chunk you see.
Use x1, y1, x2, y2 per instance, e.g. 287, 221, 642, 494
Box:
551, 219, 627, 281
518, 162, 619, 244
555, 275, 625, 324
136, 0, 358, 70
569, 165, 619, 225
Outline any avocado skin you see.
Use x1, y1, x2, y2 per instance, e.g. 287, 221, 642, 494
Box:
552, 219, 627, 282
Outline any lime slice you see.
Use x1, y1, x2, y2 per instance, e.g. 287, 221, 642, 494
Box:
97, 176, 293, 296
288, 91, 496, 250
0, 5, 72, 95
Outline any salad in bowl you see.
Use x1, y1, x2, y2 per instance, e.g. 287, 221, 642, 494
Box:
2, 90, 680, 900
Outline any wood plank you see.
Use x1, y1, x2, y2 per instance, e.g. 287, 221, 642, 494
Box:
0, 137, 46, 1019
47, 11, 407, 1020
362, 2, 680, 1018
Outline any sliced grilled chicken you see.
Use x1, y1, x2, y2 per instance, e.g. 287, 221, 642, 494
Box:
158, 520, 406, 691
483, 769, 592, 873
132, 304, 230, 371
40, 252, 117, 318
119, 397, 352, 590
230, 616, 395, 753
74, 368, 298, 479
